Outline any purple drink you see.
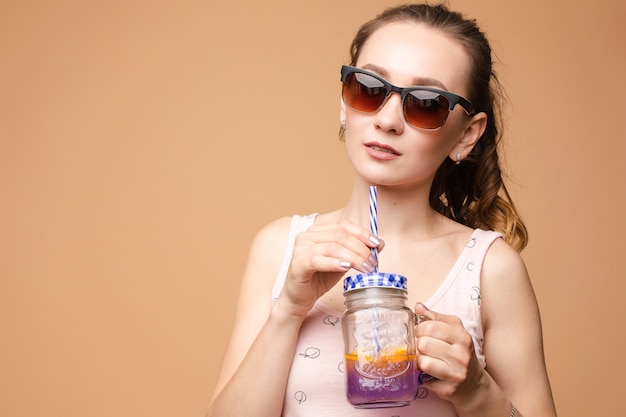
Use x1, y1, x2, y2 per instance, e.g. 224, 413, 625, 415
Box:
345, 350, 419, 408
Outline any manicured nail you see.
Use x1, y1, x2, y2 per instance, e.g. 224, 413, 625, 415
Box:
339, 261, 351, 269
362, 261, 375, 273
418, 372, 436, 385
369, 235, 381, 246
368, 254, 378, 267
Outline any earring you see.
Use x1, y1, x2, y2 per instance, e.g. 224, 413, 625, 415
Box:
341, 119, 346, 130
456, 152, 461, 165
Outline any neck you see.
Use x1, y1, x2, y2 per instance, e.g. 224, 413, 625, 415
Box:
340, 179, 442, 239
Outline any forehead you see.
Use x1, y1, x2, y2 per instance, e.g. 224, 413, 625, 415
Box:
356, 22, 472, 94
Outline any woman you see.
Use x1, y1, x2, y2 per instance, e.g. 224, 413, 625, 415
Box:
207, 3, 557, 417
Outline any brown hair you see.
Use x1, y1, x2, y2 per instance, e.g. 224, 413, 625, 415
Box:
346, 3, 528, 251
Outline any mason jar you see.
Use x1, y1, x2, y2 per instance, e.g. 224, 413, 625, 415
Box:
342, 272, 419, 408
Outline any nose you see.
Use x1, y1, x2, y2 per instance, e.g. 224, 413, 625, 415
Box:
373, 92, 405, 134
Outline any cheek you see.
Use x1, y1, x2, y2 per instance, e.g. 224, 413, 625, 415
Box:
342, 112, 370, 147
424, 122, 467, 158
342, 128, 372, 171
343, 132, 361, 159
408, 129, 459, 158
441, 111, 470, 139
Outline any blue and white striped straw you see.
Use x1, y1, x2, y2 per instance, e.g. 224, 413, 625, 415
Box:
368, 187, 382, 355
369, 186, 378, 272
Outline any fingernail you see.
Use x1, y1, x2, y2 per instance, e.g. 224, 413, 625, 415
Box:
368, 254, 378, 267
416, 302, 430, 311
369, 235, 381, 246
339, 261, 351, 269
418, 372, 436, 385
362, 261, 375, 273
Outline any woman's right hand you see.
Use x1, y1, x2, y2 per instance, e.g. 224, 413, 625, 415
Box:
276, 220, 384, 318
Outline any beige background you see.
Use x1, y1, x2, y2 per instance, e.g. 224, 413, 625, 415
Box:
1, 1, 625, 416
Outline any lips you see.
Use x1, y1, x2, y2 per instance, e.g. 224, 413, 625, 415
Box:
365, 142, 400, 156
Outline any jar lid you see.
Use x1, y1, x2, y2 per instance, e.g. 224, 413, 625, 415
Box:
343, 272, 408, 293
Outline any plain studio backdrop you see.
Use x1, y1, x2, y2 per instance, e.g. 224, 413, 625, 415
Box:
1, 1, 625, 416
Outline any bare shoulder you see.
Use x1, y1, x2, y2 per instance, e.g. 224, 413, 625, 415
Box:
228, 215, 296, 327
249, 216, 295, 262
480, 236, 540, 332
242, 216, 295, 292
482, 238, 529, 287
254, 215, 294, 241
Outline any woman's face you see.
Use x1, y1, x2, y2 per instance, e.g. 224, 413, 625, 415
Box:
342, 22, 483, 189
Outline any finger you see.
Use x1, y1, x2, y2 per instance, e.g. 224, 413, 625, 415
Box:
308, 220, 383, 250
416, 351, 448, 382
298, 224, 382, 273
416, 332, 453, 358
414, 302, 463, 326
416, 334, 476, 395
415, 322, 475, 373
414, 302, 435, 323
299, 228, 368, 260
292, 233, 377, 275
414, 305, 467, 344
415, 319, 467, 345
308, 241, 379, 274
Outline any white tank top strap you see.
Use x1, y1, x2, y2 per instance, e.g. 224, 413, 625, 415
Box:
466, 229, 503, 261
271, 214, 318, 303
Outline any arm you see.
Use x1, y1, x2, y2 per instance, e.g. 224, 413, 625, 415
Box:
415, 239, 557, 417
206, 217, 297, 417
206, 217, 381, 417
478, 239, 557, 417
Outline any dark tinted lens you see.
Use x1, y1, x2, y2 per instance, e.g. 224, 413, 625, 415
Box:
404, 90, 450, 129
342, 72, 388, 113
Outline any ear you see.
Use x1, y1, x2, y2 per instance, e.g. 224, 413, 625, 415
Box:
448, 112, 487, 162
340, 98, 347, 125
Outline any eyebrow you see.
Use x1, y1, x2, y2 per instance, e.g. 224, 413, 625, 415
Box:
361, 63, 449, 90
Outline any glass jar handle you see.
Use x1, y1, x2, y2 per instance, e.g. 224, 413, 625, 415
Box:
413, 311, 436, 384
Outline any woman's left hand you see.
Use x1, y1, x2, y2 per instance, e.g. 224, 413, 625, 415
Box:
414, 302, 486, 403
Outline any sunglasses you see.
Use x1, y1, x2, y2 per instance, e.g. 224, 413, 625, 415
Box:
340, 65, 476, 130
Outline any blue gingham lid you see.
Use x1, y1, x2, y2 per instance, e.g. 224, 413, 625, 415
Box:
343, 272, 408, 293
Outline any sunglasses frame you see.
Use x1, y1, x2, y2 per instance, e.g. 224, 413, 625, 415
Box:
340, 65, 476, 130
